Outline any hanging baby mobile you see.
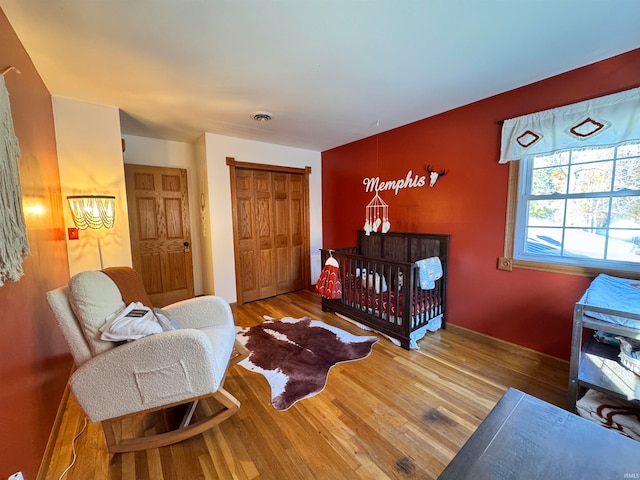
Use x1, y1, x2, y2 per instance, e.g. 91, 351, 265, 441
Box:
363, 192, 390, 236
315, 250, 342, 299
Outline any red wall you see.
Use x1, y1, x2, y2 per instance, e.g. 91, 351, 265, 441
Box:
0, 10, 72, 479
322, 48, 640, 360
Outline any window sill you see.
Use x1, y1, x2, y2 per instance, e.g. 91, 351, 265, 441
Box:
497, 256, 640, 280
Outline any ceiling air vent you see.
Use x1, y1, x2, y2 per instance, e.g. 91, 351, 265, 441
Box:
249, 111, 273, 122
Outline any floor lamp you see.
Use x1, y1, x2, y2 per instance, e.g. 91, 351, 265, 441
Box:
67, 195, 116, 269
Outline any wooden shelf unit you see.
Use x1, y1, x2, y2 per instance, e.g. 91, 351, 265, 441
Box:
568, 302, 640, 412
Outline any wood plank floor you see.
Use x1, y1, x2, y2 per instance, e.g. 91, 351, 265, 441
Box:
42, 289, 569, 479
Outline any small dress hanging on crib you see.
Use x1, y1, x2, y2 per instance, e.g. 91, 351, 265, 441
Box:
315, 253, 342, 299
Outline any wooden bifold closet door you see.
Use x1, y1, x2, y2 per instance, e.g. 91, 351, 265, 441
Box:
229, 158, 310, 304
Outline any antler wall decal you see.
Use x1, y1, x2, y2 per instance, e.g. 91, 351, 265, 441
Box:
426, 165, 447, 187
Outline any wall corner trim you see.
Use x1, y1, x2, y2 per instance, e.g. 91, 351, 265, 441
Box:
497, 257, 513, 271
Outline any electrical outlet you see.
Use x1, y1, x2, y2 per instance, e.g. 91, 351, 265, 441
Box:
8, 473, 24, 480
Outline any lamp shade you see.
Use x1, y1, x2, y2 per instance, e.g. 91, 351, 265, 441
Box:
68, 195, 116, 230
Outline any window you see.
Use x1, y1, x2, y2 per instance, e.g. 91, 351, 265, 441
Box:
498, 87, 640, 276
513, 143, 640, 271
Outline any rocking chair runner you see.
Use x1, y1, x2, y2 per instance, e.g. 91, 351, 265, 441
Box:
46, 267, 248, 453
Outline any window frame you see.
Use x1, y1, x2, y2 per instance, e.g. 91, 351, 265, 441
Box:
500, 160, 640, 279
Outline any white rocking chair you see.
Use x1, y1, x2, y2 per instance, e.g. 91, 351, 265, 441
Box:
46, 267, 248, 453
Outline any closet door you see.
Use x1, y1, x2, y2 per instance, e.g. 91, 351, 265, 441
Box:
229, 158, 310, 305
235, 169, 276, 303
273, 173, 291, 294
273, 172, 305, 294
288, 173, 305, 291
255, 171, 277, 299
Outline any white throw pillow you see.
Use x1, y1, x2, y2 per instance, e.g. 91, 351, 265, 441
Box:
68, 271, 125, 356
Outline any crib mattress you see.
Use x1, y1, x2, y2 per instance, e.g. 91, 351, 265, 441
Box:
580, 274, 640, 329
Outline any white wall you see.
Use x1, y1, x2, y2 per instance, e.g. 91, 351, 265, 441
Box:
122, 135, 204, 295
53, 96, 132, 275
204, 133, 322, 303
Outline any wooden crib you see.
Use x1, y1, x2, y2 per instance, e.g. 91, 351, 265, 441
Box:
320, 231, 449, 350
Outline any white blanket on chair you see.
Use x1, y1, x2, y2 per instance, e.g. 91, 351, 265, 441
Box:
100, 302, 163, 341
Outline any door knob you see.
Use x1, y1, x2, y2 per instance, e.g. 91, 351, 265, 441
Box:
184, 241, 190, 247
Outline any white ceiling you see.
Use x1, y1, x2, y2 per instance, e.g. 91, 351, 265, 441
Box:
2, 1, 639, 151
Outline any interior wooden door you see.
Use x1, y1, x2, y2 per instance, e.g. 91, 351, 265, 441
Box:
125, 164, 194, 307
229, 159, 310, 305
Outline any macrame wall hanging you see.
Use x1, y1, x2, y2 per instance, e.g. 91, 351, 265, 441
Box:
0, 71, 29, 286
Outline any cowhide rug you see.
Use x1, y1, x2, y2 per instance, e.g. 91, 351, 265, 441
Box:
236, 316, 378, 411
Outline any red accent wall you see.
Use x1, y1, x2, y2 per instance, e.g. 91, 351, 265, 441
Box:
0, 9, 72, 479
322, 48, 640, 360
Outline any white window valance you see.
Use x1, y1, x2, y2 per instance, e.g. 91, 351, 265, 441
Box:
499, 86, 640, 164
